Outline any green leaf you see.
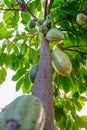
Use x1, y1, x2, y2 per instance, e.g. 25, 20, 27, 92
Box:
4, 0, 11, 7
58, 113, 67, 130
55, 106, 64, 121
21, 12, 30, 25
0, 22, 13, 39
74, 100, 82, 111
68, 33, 77, 45
75, 115, 87, 129
12, 12, 19, 27
0, 67, 7, 85
16, 77, 24, 91
12, 68, 26, 81
71, 121, 79, 130
65, 115, 71, 130
23, 76, 31, 93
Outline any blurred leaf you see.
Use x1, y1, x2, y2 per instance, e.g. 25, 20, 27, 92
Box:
12, 68, 26, 81
0, 22, 14, 39
0, 67, 7, 85
21, 12, 30, 25
75, 115, 87, 129
74, 100, 82, 111
65, 115, 71, 130
16, 77, 24, 91
4, 0, 11, 7
12, 12, 19, 27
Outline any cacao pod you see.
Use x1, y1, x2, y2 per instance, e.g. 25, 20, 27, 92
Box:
36, 19, 44, 27
52, 50, 72, 76
43, 15, 52, 29
0, 95, 45, 130
38, 24, 48, 34
43, 19, 52, 29
29, 64, 38, 83
76, 13, 87, 25
46, 15, 51, 20
28, 19, 36, 29
46, 28, 64, 44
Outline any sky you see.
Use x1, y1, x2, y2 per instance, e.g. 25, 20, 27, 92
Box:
0, 69, 23, 108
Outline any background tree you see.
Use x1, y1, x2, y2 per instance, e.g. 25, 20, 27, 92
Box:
0, 0, 87, 130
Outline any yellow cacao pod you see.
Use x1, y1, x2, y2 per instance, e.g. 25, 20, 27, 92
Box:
46, 28, 64, 44
52, 50, 72, 76
76, 13, 87, 25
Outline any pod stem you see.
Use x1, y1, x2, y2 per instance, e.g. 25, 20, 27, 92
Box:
5, 119, 20, 130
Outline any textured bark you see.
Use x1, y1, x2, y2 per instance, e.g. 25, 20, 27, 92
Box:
5, 119, 20, 130
32, 36, 54, 130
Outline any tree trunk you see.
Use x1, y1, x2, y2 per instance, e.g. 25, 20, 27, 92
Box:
32, 36, 54, 130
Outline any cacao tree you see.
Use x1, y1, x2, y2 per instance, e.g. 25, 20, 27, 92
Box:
0, 0, 87, 130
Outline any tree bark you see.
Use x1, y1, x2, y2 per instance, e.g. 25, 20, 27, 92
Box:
32, 36, 54, 130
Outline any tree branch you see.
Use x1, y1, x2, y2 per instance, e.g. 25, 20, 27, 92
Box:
48, 0, 54, 14
62, 48, 87, 55
44, 0, 48, 20
0, 8, 20, 11
16, 0, 38, 21
58, 44, 87, 54
63, 45, 87, 49
54, 16, 75, 24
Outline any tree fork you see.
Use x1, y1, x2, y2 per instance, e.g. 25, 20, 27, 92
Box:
32, 36, 55, 130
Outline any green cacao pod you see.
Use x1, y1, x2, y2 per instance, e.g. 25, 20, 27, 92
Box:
43, 19, 52, 29
28, 19, 36, 29
36, 19, 44, 27
43, 15, 52, 29
76, 13, 87, 25
29, 64, 38, 83
46, 15, 51, 20
46, 28, 64, 44
52, 50, 72, 76
0, 95, 45, 130
38, 24, 48, 34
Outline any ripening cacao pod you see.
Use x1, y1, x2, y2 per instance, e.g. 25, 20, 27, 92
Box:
0, 95, 45, 130
46, 28, 64, 44
27, 19, 36, 29
52, 50, 72, 76
76, 13, 87, 25
38, 24, 48, 34
29, 64, 38, 83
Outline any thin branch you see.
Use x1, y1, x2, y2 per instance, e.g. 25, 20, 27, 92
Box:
63, 45, 87, 49
62, 48, 87, 55
16, 0, 38, 21
48, 0, 54, 14
0, 8, 20, 11
44, 0, 48, 20
54, 16, 75, 24
0, 32, 39, 40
